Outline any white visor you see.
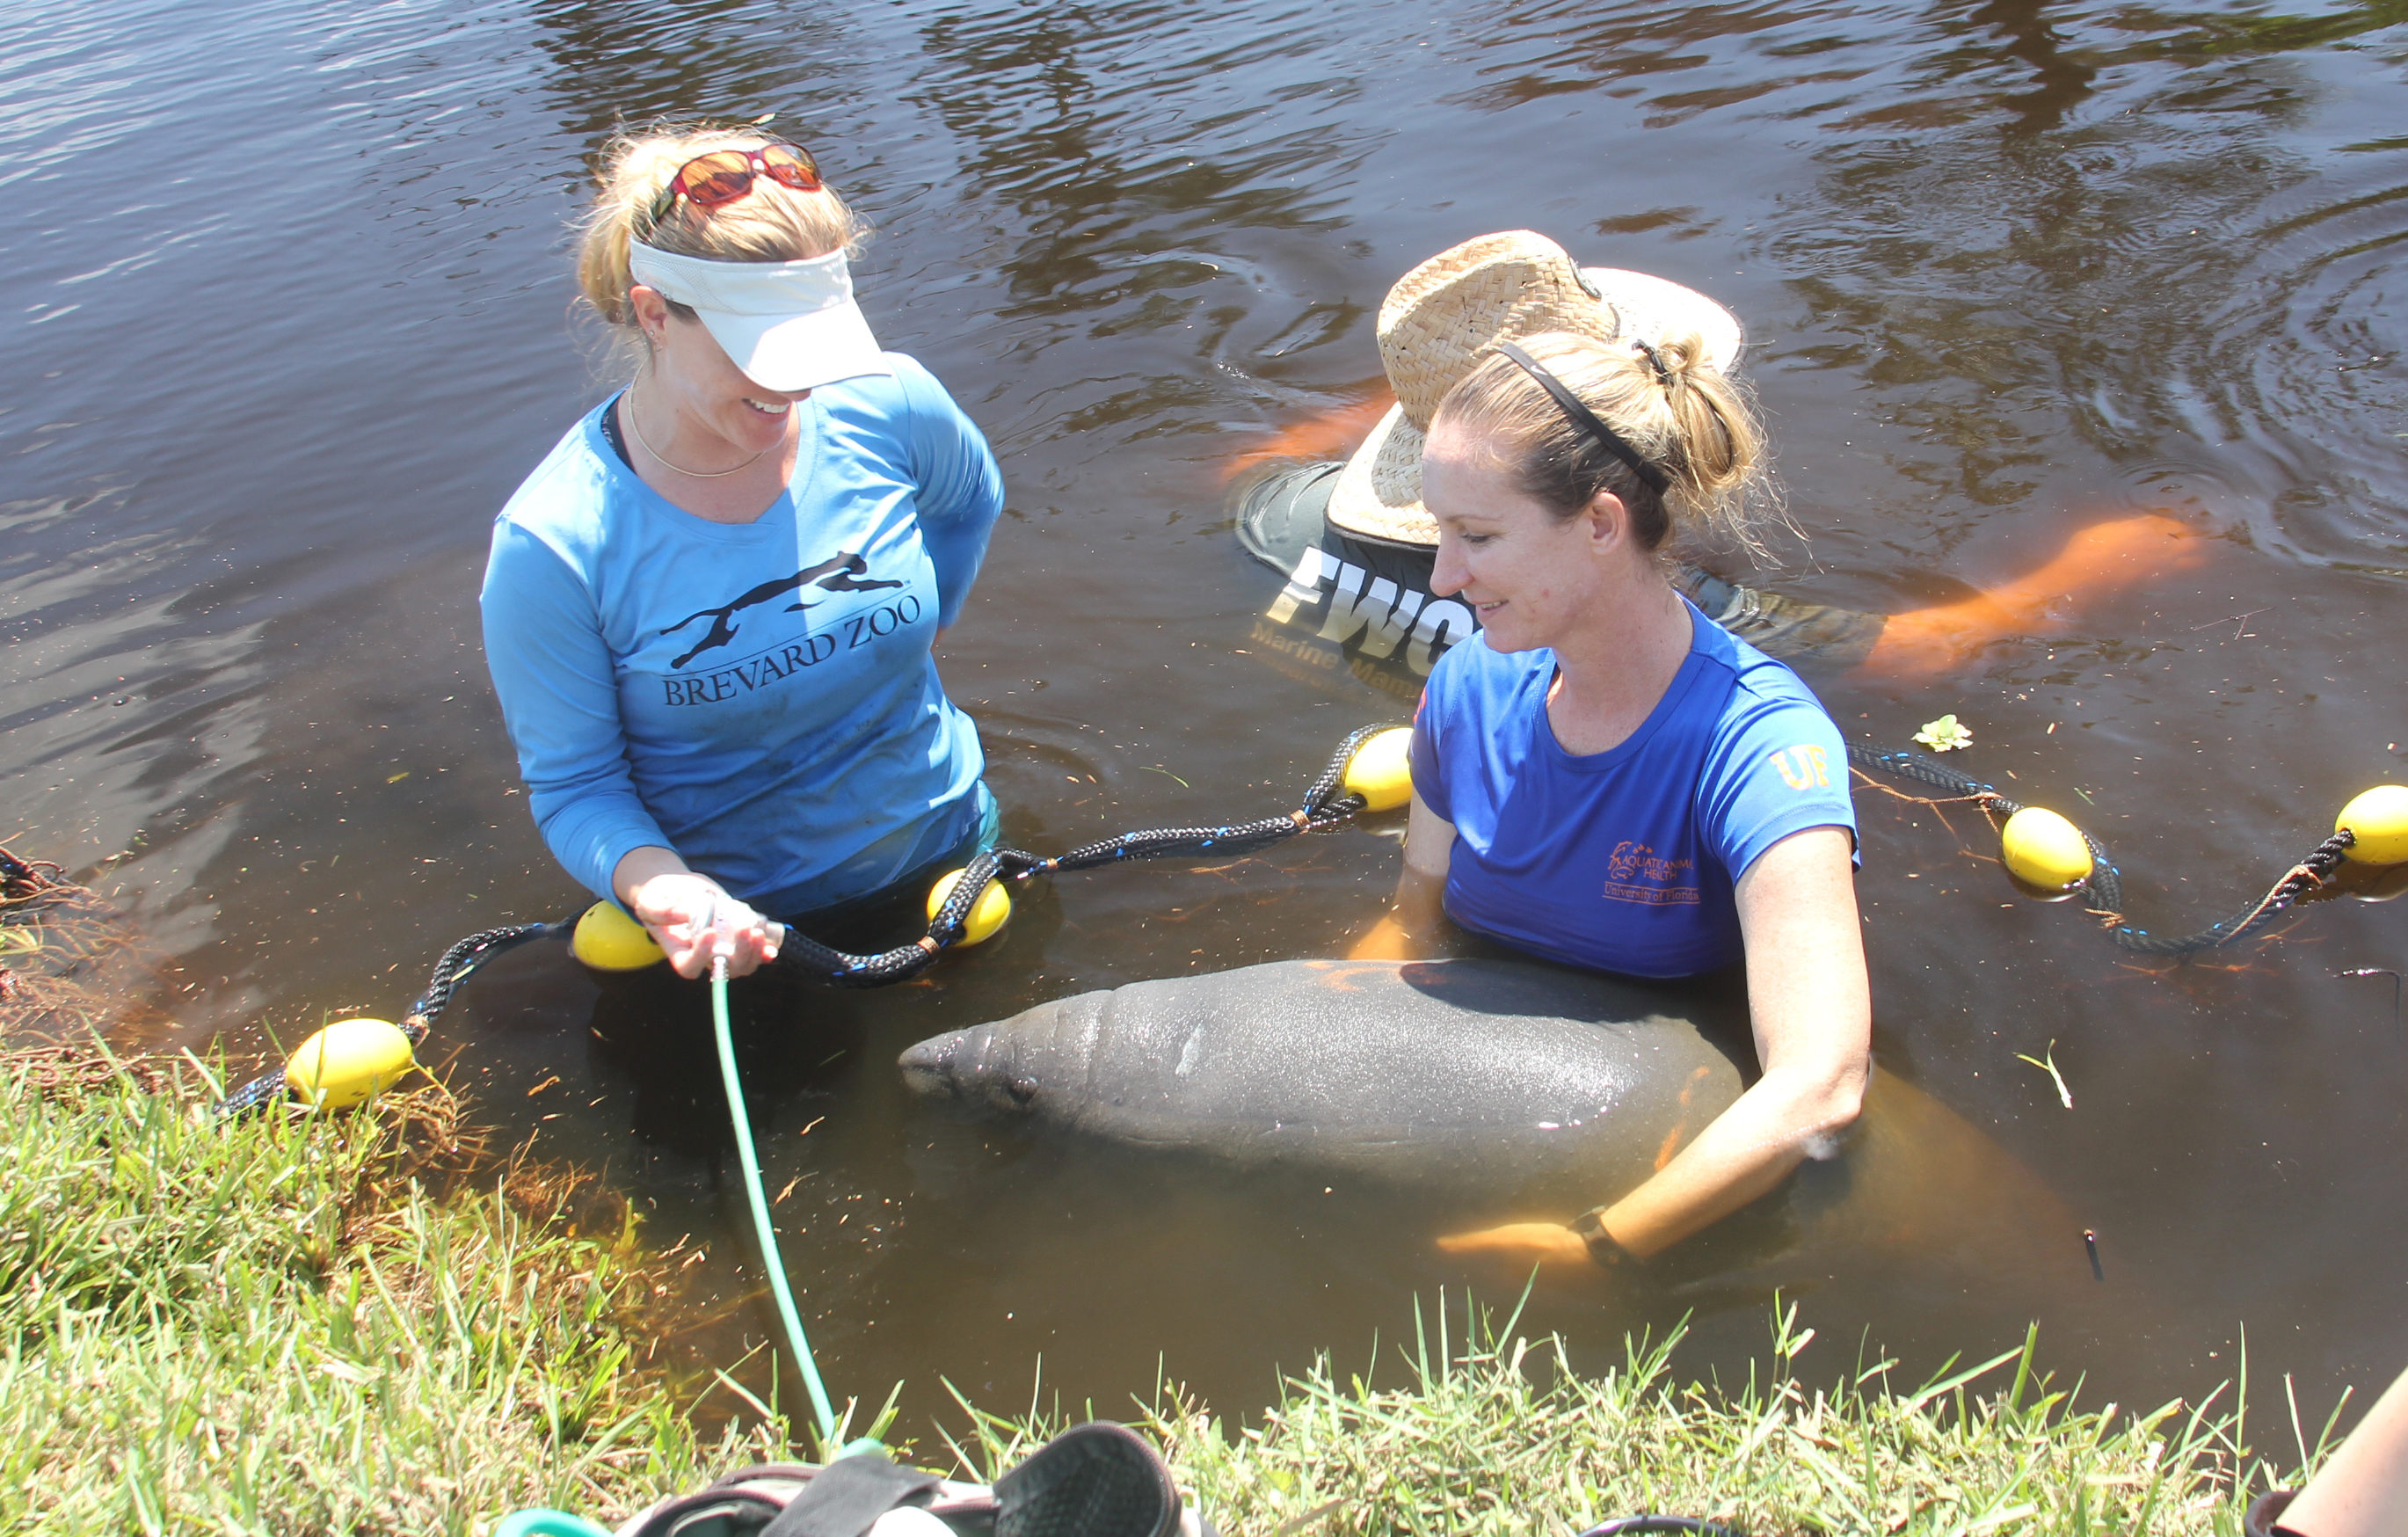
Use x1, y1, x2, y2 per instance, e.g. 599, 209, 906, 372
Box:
628, 244, 890, 393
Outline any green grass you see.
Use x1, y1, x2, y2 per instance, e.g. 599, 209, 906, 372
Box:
0, 1049, 2332, 1536
1135, 1299, 2293, 1536
0, 1051, 789, 1535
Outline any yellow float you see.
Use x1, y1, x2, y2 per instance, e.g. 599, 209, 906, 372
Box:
571, 900, 666, 970
927, 868, 1012, 945
1342, 726, 1415, 812
2337, 785, 2408, 865
2000, 806, 2093, 891
285, 1016, 416, 1111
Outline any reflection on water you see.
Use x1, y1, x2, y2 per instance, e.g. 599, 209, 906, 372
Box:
4, 0, 2407, 1442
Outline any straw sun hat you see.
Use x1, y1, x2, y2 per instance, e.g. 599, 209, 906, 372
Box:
1325, 230, 1744, 546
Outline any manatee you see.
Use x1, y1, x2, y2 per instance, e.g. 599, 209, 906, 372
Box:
900, 958, 2090, 1288
900, 957, 1750, 1206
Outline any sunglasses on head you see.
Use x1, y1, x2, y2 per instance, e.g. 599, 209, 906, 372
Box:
641, 142, 822, 235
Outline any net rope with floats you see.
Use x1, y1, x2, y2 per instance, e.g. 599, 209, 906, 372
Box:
1847, 745, 2400, 955
220, 727, 2408, 1119
215, 722, 1404, 1111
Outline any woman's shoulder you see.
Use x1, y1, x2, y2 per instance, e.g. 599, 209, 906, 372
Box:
1728, 649, 1834, 718
1715, 663, 1843, 759
815, 353, 954, 422
1681, 616, 1853, 843
493, 404, 625, 563
1687, 610, 1837, 725
1696, 635, 1846, 803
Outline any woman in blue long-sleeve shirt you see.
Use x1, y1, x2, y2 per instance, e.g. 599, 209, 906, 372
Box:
482, 126, 1004, 979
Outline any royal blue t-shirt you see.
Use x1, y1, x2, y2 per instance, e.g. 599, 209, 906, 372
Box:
1410, 601, 1855, 978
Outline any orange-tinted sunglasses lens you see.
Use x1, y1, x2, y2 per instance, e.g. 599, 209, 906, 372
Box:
673, 144, 822, 209
756, 143, 819, 188
675, 152, 755, 208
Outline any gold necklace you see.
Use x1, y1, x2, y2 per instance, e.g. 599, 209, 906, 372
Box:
622, 387, 772, 478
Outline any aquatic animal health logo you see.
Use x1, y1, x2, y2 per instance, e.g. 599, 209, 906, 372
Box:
1602, 841, 1699, 907
659, 551, 904, 669
1768, 744, 1832, 790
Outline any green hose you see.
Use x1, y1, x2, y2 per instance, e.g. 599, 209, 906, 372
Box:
491, 962, 862, 1535
712, 957, 840, 1446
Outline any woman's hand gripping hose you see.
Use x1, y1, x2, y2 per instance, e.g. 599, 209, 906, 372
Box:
633, 873, 780, 978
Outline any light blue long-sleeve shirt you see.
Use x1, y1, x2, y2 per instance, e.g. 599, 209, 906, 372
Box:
480, 353, 1003, 916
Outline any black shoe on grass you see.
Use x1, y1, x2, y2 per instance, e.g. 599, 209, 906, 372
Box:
994, 1423, 1184, 1537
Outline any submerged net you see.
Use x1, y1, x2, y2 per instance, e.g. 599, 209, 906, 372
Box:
1847, 745, 2356, 956
0, 845, 151, 1040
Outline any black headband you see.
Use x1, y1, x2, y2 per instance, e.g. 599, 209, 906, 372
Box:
1492, 340, 1670, 497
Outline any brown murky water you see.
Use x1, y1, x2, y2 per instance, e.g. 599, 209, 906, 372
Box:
8, 0, 2407, 1445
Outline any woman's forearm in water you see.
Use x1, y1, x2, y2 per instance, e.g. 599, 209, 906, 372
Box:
1348, 792, 1456, 960
1597, 826, 1871, 1256
1437, 826, 1869, 1267
1860, 513, 2205, 678
1442, 1060, 1865, 1268
1589, 1056, 1863, 1257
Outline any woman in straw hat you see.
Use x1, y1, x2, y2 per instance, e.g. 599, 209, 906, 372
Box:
1233, 232, 2201, 689
481, 124, 1004, 980
1340, 234, 1871, 1271
1234, 231, 1880, 701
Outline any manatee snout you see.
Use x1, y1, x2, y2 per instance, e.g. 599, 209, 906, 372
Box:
898, 1023, 1040, 1115
897, 1026, 976, 1100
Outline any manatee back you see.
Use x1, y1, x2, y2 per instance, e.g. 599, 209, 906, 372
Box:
1053, 958, 1746, 1203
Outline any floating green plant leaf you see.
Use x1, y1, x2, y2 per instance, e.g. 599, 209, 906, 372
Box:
1914, 713, 1974, 753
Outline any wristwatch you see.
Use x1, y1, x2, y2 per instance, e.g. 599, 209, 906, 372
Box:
1568, 1207, 1638, 1271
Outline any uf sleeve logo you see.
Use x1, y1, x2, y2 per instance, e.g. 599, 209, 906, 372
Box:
1769, 744, 1831, 790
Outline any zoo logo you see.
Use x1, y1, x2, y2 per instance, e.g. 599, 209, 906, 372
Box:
659, 591, 925, 708
658, 551, 905, 670
1768, 744, 1831, 791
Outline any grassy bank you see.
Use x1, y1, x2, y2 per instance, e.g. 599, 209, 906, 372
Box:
1144, 1307, 2265, 1535
3, 1050, 2307, 1535
0, 1050, 780, 1533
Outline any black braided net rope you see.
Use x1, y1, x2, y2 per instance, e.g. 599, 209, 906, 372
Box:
216, 726, 1402, 1107
216, 922, 559, 1116
776, 722, 1397, 987
1848, 745, 2356, 956
0, 844, 69, 896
